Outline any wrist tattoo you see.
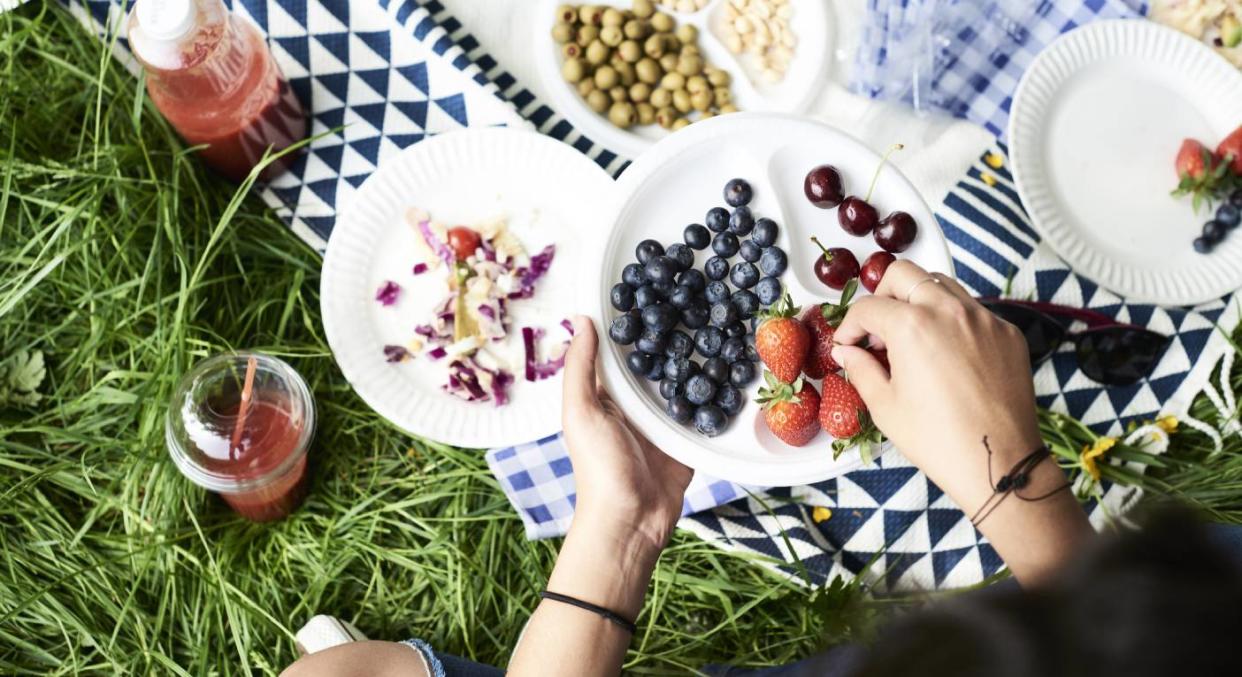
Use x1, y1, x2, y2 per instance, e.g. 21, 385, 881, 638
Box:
969, 435, 1071, 527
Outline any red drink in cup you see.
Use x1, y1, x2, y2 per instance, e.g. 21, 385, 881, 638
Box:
166, 353, 316, 521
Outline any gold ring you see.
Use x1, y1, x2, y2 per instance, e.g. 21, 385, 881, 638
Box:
904, 276, 941, 303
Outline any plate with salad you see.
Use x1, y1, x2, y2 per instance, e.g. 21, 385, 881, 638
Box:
321, 128, 614, 448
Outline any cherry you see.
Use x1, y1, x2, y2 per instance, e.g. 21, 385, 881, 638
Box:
447, 226, 482, 261
804, 165, 844, 208
838, 144, 902, 237
810, 236, 859, 290
874, 212, 918, 253
859, 251, 896, 293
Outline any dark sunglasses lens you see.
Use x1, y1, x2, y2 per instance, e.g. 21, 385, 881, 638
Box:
1076, 328, 1170, 386
983, 302, 1065, 365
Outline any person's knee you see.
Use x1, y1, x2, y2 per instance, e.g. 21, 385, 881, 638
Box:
279, 641, 428, 677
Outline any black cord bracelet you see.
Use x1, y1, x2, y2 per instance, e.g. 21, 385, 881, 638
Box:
969, 436, 1071, 528
540, 591, 638, 635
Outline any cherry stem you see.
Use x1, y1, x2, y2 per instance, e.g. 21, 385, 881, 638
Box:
810, 236, 833, 261
864, 143, 904, 203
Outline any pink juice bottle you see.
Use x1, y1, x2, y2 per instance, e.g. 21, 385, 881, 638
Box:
128, 0, 306, 181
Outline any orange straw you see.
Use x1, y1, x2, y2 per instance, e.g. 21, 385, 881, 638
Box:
229, 356, 258, 460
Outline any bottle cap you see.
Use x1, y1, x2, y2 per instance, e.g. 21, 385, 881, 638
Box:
135, 0, 197, 42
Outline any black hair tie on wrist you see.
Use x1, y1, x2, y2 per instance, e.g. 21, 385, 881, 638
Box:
969, 436, 1071, 527
540, 591, 637, 635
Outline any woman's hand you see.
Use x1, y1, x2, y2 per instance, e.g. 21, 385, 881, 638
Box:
561, 315, 692, 552
831, 261, 1091, 584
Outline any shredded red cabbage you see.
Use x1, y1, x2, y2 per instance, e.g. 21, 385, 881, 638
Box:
383, 345, 410, 363
375, 281, 401, 306
509, 245, 556, 299
522, 322, 573, 382
426, 346, 447, 361
417, 219, 456, 267
412, 263, 429, 275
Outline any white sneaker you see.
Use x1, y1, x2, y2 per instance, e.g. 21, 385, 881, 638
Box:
294, 615, 369, 655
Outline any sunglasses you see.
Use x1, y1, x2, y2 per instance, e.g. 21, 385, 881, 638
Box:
981, 299, 1172, 387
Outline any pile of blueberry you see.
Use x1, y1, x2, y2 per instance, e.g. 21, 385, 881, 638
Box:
607, 178, 788, 437
1193, 188, 1242, 254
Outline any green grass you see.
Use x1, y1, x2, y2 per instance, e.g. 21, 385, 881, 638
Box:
1, 3, 1240, 675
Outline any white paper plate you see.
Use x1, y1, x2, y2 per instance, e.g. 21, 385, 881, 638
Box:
588, 113, 954, 486
1010, 19, 1242, 305
321, 128, 614, 448
534, 0, 833, 159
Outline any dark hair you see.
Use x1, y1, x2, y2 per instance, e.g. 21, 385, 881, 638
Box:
855, 511, 1242, 677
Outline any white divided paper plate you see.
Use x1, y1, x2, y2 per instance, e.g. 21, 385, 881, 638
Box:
321, 128, 613, 449
534, 0, 833, 159
1010, 19, 1242, 306
588, 113, 954, 487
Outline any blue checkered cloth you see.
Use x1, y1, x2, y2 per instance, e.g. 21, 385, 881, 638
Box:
852, 0, 1148, 139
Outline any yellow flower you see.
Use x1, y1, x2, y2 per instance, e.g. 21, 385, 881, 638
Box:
812, 506, 832, 523
1080, 436, 1117, 482
984, 152, 1005, 169
981, 173, 997, 187
1156, 415, 1179, 434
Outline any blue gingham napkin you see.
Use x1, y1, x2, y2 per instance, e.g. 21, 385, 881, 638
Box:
852, 0, 1148, 138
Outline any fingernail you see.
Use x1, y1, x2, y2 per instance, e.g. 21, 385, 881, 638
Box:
831, 345, 848, 366
572, 315, 591, 335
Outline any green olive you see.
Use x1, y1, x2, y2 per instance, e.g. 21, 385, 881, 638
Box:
650, 11, 674, 33
713, 87, 731, 105
562, 42, 582, 59
659, 53, 678, 72
636, 102, 656, 125
617, 61, 638, 86
649, 87, 672, 108
601, 8, 624, 27
609, 86, 627, 103
623, 19, 647, 40
643, 34, 665, 59
719, 102, 739, 114
556, 4, 577, 24
617, 40, 641, 63
672, 89, 692, 113
635, 58, 661, 84
580, 5, 603, 25
551, 22, 574, 44
675, 23, 698, 43
577, 77, 596, 97
585, 40, 609, 65
594, 64, 619, 89
628, 82, 652, 103
679, 44, 700, 58
671, 117, 690, 131
690, 90, 712, 111
632, 0, 655, 19
655, 106, 678, 129
586, 89, 610, 113
663, 35, 682, 53
706, 67, 731, 87
686, 75, 708, 94
608, 101, 637, 128
578, 25, 599, 48
562, 57, 586, 83
699, 109, 716, 120
599, 24, 623, 47
677, 55, 703, 76
660, 71, 685, 91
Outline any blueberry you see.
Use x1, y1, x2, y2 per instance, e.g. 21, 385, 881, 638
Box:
715, 384, 744, 416
685, 374, 718, 405
704, 256, 730, 281
705, 206, 730, 233
667, 396, 695, 423
609, 314, 642, 345
730, 261, 759, 289
670, 285, 696, 309
731, 289, 760, 319
636, 328, 668, 355
724, 322, 747, 339
684, 223, 711, 249
729, 206, 755, 236
636, 239, 664, 264
666, 330, 694, 358
677, 268, 706, 292
610, 283, 635, 311
1217, 203, 1240, 229
634, 284, 659, 309
701, 357, 730, 384
645, 256, 677, 284
724, 178, 753, 207
666, 243, 695, 271
758, 246, 788, 277
705, 280, 731, 304
755, 277, 782, 306
739, 239, 762, 263
659, 377, 681, 400
642, 303, 679, 333
712, 232, 740, 258
710, 301, 738, 328
664, 356, 694, 383
694, 326, 725, 357
683, 303, 710, 329
720, 336, 746, 363
622, 263, 646, 289
1203, 220, 1226, 244
1194, 236, 1214, 254
644, 355, 666, 381
693, 404, 728, 437
744, 339, 760, 363
652, 279, 675, 298
625, 350, 652, 375
729, 361, 756, 387
1232, 188, 1242, 209
751, 218, 778, 247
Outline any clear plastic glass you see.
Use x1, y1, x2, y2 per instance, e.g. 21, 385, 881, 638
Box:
166, 353, 316, 522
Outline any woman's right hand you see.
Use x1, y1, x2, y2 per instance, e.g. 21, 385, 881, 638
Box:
831, 261, 1091, 584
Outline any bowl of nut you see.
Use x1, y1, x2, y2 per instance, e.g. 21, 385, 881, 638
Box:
535, 0, 833, 159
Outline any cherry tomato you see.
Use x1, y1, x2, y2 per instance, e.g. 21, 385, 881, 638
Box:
447, 226, 482, 261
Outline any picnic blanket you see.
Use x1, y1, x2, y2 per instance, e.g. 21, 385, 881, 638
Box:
66, 0, 1238, 591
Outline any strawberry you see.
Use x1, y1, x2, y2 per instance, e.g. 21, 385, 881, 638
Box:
819, 372, 883, 464
1217, 124, 1242, 176
1173, 139, 1233, 213
756, 372, 821, 447
801, 279, 857, 379
755, 291, 810, 383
